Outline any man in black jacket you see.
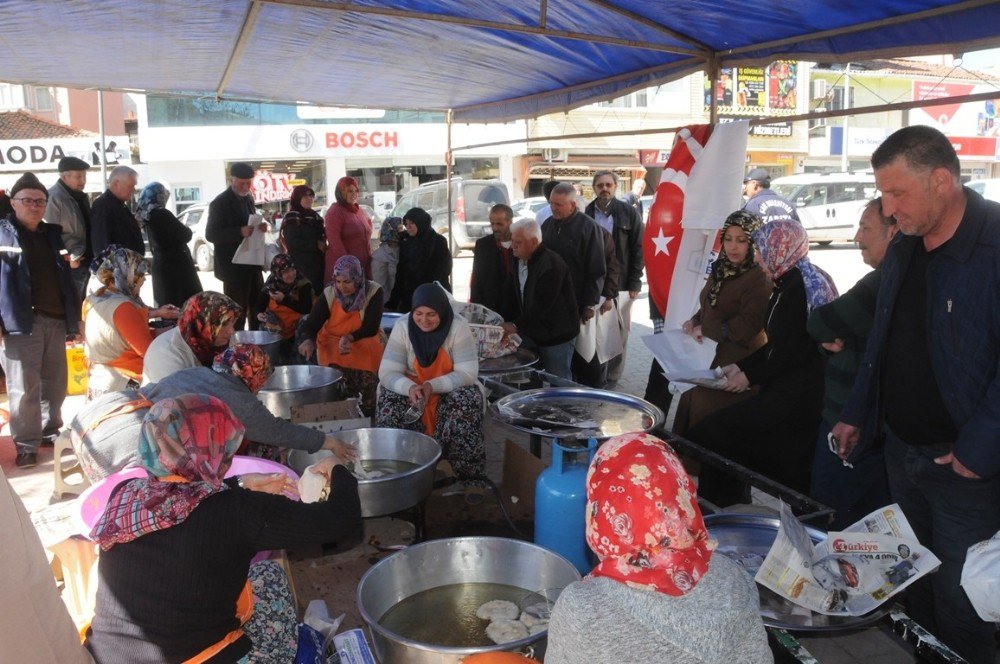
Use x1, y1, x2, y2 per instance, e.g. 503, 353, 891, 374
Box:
584, 170, 645, 382
206, 162, 267, 330
500, 219, 579, 380
90, 165, 144, 257
470, 203, 514, 313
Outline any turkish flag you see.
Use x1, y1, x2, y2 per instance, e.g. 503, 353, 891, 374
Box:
643, 122, 749, 326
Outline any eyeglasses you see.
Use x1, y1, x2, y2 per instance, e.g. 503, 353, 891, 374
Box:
13, 197, 48, 207
826, 432, 854, 469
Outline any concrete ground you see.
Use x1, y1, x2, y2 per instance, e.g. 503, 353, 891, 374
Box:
1, 242, 973, 662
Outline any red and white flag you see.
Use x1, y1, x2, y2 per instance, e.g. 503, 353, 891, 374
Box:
643, 121, 749, 329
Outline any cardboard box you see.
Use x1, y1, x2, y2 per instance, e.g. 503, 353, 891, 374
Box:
500, 440, 546, 521
290, 399, 370, 433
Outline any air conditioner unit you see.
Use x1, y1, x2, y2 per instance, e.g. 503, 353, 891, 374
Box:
542, 148, 569, 162
811, 79, 829, 100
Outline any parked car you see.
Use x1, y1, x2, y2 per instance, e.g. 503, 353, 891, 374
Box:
389, 178, 510, 256
177, 202, 213, 272
512, 196, 549, 220
968, 178, 1000, 202
770, 173, 877, 244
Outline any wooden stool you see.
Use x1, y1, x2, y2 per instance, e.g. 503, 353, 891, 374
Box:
53, 430, 91, 499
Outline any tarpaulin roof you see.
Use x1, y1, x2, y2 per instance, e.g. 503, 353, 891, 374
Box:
2, 0, 1000, 123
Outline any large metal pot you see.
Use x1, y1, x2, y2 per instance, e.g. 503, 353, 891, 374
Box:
287, 428, 440, 518
357, 537, 581, 664
257, 365, 342, 419
231, 329, 282, 366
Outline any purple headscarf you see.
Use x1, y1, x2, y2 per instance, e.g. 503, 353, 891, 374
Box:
332, 254, 367, 312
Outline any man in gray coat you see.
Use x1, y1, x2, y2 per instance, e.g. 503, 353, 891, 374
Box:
46, 156, 93, 299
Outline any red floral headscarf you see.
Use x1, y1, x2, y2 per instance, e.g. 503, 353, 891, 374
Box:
212, 343, 274, 394
177, 291, 243, 366
90, 394, 245, 550
335, 176, 360, 213
586, 433, 715, 596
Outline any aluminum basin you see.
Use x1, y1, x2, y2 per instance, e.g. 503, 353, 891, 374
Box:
357, 537, 581, 664
257, 364, 342, 419
232, 329, 282, 366
287, 427, 441, 518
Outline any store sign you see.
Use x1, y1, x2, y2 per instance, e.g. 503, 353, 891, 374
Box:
704, 61, 798, 117
325, 130, 399, 149
751, 122, 792, 137
947, 135, 997, 158
253, 170, 295, 204
0, 136, 129, 172
638, 149, 671, 166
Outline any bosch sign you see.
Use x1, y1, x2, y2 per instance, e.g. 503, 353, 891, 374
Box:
325, 131, 399, 149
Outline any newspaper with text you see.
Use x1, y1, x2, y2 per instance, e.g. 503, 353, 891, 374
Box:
755, 503, 941, 616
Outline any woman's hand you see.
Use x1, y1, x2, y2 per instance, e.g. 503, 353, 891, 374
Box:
723, 371, 750, 393
338, 335, 353, 354
681, 318, 702, 342
151, 305, 181, 320
310, 454, 345, 480
298, 339, 316, 359
408, 382, 432, 406
270, 290, 285, 303
322, 435, 359, 463
720, 364, 741, 378
240, 472, 299, 499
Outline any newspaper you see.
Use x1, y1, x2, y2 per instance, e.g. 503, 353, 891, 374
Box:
755, 503, 941, 616
640, 330, 726, 390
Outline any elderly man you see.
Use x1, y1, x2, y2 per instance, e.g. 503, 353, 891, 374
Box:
831, 126, 1000, 664
207, 162, 267, 331
742, 167, 799, 225
584, 170, 645, 382
534, 179, 559, 224
807, 198, 898, 530
541, 183, 605, 322
90, 165, 144, 256
46, 156, 93, 298
470, 203, 515, 313
500, 219, 579, 380
0, 173, 80, 468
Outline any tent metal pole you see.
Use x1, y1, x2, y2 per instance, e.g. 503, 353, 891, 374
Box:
708, 56, 719, 125
97, 90, 108, 187
841, 63, 851, 172
446, 109, 454, 257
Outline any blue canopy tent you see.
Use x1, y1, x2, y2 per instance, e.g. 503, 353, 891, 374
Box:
1, 0, 999, 122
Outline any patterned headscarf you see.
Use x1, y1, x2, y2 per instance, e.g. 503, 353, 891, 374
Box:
263, 252, 309, 296
334, 176, 360, 213
379, 216, 403, 245
707, 210, 763, 308
89, 243, 149, 307
90, 394, 244, 550
136, 182, 170, 222
177, 291, 243, 366
212, 344, 274, 394
753, 220, 838, 310
331, 254, 368, 312
586, 433, 716, 596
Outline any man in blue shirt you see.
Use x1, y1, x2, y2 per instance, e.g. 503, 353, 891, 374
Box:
742, 167, 799, 225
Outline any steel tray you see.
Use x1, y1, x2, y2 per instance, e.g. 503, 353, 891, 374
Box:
491, 387, 664, 440
704, 513, 891, 632
478, 347, 539, 374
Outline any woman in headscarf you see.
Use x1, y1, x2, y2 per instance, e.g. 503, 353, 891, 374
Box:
142, 290, 242, 385
137, 182, 203, 308
686, 219, 838, 506
71, 344, 358, 482
673, 211, 772, 435
256, 253, 314, 361
82, 245, 180, 398
386, 207, 452, 312
545, 433, 772, 664
299, 255, 385, 415
279, 184, 326, 291
323, 176, 372, 282
376, 283, 483, 480
371, 216, 404, 303
84, 394, 363, 664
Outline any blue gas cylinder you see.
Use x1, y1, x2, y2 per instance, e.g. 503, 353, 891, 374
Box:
534, 437, 598, 575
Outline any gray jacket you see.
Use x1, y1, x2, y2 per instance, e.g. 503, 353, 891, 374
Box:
546, 554, 772, 664
70, 367, 325, 481
46, 180, 89, 260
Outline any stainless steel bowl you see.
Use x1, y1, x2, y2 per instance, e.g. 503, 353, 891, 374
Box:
357, 537, 582, 663
287, 427, 441, 518
381, 312, 404, 333
257, 364, 343, 419
231, 329, 282, 366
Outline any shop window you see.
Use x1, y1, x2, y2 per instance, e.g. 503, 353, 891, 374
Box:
173, 185, 201, 214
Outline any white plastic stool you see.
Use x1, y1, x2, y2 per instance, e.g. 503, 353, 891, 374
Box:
53, 430, 91, 499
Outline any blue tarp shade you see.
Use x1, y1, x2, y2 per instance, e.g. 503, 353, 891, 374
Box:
1, 0, 999, 122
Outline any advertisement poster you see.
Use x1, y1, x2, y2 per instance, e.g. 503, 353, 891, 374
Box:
704, 62, 795, 124
768, 61, 798, 111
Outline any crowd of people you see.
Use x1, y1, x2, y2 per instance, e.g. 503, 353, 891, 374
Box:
0, 123, 997, 663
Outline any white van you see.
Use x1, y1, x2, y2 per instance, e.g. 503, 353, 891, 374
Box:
770, 173, 878, 245
967, 178, 1000, 202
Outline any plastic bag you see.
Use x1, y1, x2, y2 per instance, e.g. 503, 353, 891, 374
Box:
962, 530, 1000, 622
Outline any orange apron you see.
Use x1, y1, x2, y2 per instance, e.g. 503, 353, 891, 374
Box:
316, 288, 385, 372
413, 348, 453, 436
267, 299, 302, 340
